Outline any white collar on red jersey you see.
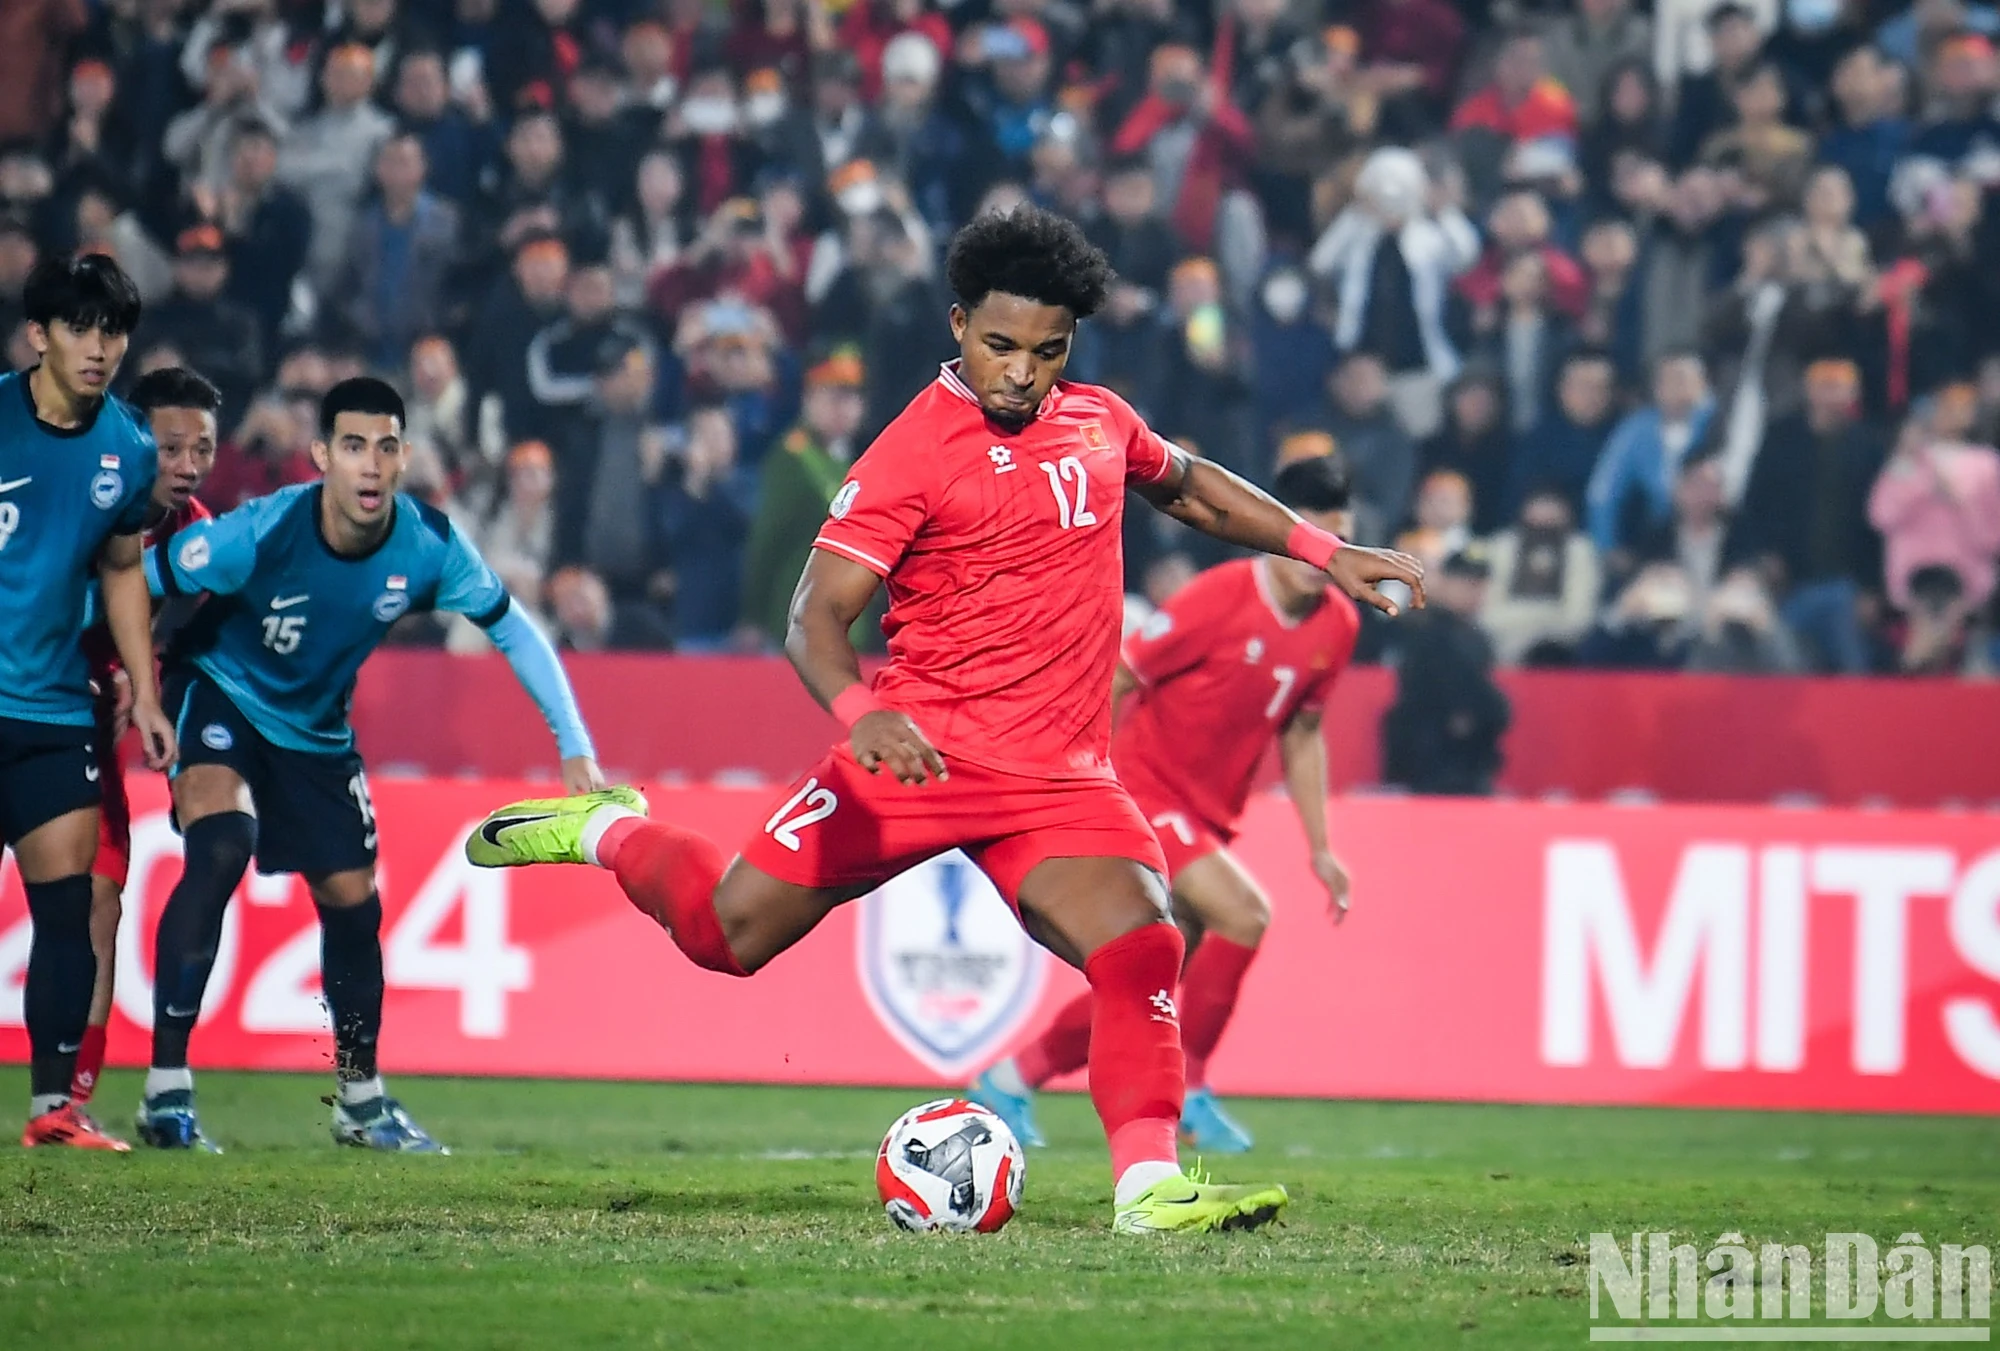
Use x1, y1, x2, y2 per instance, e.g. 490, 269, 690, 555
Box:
935, 361, 1059, 419
1253, 556, 1309, 629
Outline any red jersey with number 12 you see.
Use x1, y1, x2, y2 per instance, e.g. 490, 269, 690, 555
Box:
1115, 558, 1359, 833
813, 362, 1177, 779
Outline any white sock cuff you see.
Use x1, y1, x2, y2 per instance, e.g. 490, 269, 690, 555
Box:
144, 1066, 194, 1097
581, 804, 642, 868
337, 1075, 386, 1106
1114, 1160, 1183, 1206
983, 1058, 1030, 1100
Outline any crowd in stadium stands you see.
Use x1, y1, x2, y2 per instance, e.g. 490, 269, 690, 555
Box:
6, 0, 2000, 675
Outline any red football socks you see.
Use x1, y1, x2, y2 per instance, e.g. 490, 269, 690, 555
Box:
1084, 922, 1186, 1178
598, 818, 746, 976
69, 1024, 107, 1105
1179, 935, 1259, 1090
1015, 992, 1092, 1088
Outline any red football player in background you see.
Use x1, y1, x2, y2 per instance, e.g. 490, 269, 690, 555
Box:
64, 367, 219, 1144
468, 208, 1424, 1233
974, 452, 1361, 1154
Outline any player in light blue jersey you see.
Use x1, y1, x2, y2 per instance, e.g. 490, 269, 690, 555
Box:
136, 376, 626, 1152
6, 254, 179, 1152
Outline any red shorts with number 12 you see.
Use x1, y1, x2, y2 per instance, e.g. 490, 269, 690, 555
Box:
739, 744, 1168, 906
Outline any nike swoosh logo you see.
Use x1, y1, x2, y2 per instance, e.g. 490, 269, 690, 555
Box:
479, 813, 551, 847
85, 764, 99, 782
269, 594, 310, 610
163, 1004, 199, 1019
0, 476, 30, 493
57, 1040, 81, 1054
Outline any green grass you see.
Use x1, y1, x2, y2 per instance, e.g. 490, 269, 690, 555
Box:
1, 1072, 1995, 1349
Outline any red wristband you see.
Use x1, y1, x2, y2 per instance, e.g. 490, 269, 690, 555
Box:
831, 685, 883, 729
1285, 521, 1344, 571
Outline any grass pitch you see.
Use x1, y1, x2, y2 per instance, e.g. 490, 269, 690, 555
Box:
2, 1072, 1994, 1350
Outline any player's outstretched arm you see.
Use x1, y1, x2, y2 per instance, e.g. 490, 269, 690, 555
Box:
99, 531, 175, 770
482, 603, 605, 793
786, 549, 947, 785
432, 518, 604, 793
1134, 453, 1428, 616
1278, 709, 1350, 922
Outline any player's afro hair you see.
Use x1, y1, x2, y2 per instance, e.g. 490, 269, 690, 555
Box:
945, 207, 1113, 319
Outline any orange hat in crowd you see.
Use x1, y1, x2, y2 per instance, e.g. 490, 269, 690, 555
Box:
175, 224, 226, 257
509, 440, 554, 472
807, 348, 866, 388
1277, 430, 1337, 465
1171, 256, 1219, 288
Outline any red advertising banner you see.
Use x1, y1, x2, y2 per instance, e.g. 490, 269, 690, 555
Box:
346, 651, 2000, 808
3, 779, 1998, 1113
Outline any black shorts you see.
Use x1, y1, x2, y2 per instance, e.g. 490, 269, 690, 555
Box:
0, 716, 101, 847
168, 672, 378, 878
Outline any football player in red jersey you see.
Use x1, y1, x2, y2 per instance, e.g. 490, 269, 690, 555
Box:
974, 453, 1361, 1154
65, 367, 220, 1133
468, 208, 1425, 1233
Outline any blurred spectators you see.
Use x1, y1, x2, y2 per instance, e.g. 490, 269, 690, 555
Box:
334, 134, 461, 372
1419, 369, 1511, 532
656, 401, 757, 651
1482, 487, 1602, 664
1633, 450, 1735, 612
742, 347, 869, 647
142, 223, 262, 421
1687, 565, 1805, 672
1545, 0, 1652, 127
1580, 560, 1699, 668
1382, 545, 1510, 795
1310, 147, 1479, 435
1507, 345, 1619, 521
209, 118, 312, 350
281, 43, 395, 291
0, 2, 89, 146
1869, 412, 2000, 618
1586, 348, 1714, 558
0, 0, 1986, 681
1316, 350, 1416, 543
1732, 359, 1884, 672
1450, 28, 1578, 205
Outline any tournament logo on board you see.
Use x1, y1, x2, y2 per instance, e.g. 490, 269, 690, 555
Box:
857, 852, 1045, 1077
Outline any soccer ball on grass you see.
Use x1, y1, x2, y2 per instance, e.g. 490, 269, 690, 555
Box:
876, 1098, 1024, 1233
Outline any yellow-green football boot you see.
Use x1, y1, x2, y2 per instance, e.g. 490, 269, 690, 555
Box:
464, 787, 648, 867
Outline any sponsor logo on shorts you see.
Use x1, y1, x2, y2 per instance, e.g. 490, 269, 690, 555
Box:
373, 591, 411, 622
856, 852, 1045, 1076
201, 723, 234, 752
90, 469, 123, 509
829, 480, 861, 519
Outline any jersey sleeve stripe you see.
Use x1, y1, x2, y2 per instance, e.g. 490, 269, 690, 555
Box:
1139, 441, 1183, 484
811, 536, 893, 577
470, 593, 512, 629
